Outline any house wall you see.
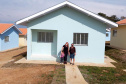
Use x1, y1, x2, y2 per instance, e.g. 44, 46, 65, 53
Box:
0, 35, 1, 51
32, 30, 57, 56
19, 35, 27, 46
0, 27, 19, 51
110, 25, 126, 49
106, 32, 111, 41
27, 7, 107, 63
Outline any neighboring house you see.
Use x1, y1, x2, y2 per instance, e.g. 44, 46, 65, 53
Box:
16, 1, 118, 63
0, 23, 22, 51
106, 28, 111, 43
110, 19, 126, 49
19, 28, 27, 46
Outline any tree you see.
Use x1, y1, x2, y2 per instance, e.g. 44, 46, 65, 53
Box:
98, 12, 120, 22
120, 16, 126, 20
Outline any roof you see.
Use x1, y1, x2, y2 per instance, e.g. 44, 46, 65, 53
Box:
16, 1, 118, 28
117, 19, 126, 25
0, 23, 22, 34
106, 28, 111, 32
19, 28, 27, 35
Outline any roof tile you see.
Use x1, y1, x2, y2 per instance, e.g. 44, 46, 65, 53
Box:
19, 28, 27, 35
0, 23, 14, 34
117, 19, 126, 25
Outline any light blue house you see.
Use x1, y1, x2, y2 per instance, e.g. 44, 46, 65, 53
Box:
106, 29, 111, 42
16, 1, 118, 63
0, 23, 22, 51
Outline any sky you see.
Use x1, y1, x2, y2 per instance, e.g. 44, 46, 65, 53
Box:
0, 0, 126, 27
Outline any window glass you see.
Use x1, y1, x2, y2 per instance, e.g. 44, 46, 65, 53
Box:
77, 33, 80, 44
113, 30, 117, 37
41, 32, 46, 42
38, 32, 53, 42
73, 33, 76, 44
73, 33, 88, 45
106, 33, 109, 37
5, 36, 9, 42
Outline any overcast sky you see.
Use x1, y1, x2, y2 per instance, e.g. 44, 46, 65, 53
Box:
0, 0, 126, 25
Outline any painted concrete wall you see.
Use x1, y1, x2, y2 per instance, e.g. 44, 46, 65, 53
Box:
106, 32, 111, 41
27, 7, 107, 63
0, 27, 19, 51
110, 25, 126, 49
0, 35, 1, 51
32, 30, 57, 56
19, 35, 27, 46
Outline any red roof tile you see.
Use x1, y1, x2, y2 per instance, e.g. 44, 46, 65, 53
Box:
19, 28, 27, 35
117, 19, 126, 25
0, 23, 14, 34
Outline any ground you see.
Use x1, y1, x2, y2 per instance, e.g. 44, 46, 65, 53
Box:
0, 46, 126, 84
0, 47, 65, 84
79, 46, 126, 84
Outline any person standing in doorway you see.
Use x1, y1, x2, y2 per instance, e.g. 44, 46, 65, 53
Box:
61, 42, 69, 64
69, 43, 76, 65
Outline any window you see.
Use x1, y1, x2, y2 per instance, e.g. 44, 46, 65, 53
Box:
5, 36, 9, 42
113, 30, 117, 37
73, 33, 88, 45
106, 33, 109, 37
38, 32, 53, 42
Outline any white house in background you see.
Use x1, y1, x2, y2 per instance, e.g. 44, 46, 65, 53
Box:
106, 28, 111, 43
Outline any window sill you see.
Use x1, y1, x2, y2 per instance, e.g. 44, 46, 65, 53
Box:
74, 44, 88, 46
37, 42, 53, 43
5, 41, 9, 42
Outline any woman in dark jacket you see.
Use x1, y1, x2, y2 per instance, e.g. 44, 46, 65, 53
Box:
61, 42, 69, 64
69, 43, 76, 65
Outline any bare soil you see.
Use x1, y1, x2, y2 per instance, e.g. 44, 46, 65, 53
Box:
0, 46, 27, 67
0, 47, 56, 84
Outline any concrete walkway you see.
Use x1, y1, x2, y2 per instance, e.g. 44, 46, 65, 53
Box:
123, 69, 126, 72
75, 56, 116, 67
15, 58, 58, 64
65, 65, 88, 84
15, 56, 116, 67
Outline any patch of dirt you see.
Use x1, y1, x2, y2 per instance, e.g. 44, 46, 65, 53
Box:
105, 46, 126, 63
0, 47, 56, 84
0, 46, 27, 67
0, 65, 55, 84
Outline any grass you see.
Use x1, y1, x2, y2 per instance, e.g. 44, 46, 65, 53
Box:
79, 66, 126, 84
105, 46, 126, 69
79, 46, 126, 84
39, 71, 55, 84
51, 65, 66, 84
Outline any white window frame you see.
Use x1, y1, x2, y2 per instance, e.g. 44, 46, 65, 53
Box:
4, 36, 9, 42
38, 32, 53, 43
73, 33, 88, 46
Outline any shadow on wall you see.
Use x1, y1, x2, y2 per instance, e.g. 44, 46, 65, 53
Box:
56, 46, 70, 63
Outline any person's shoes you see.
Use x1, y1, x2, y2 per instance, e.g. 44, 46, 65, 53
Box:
73, 63, 74, 65
70, 63, 72, 65
64, 61, 66, 64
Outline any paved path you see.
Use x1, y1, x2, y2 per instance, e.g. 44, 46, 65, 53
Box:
75, 56, 116, 67
123, 69, 126, 72
65, 65, 88, 84
16, 56, 116, 67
